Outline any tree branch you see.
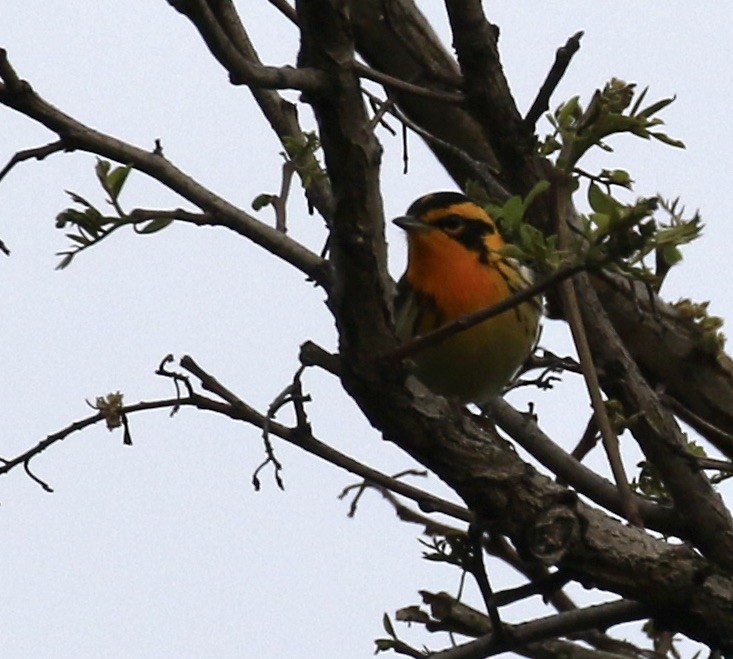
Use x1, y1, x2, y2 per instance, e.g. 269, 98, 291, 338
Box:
430, 599, 648, 659
167, 0, 328, 92
0, 138, 69, 185
169, 0, 336, 223
573, 270, 733, 571
524, 31, 584, 131
487, 398, 680, 537
0, 49, 330, 287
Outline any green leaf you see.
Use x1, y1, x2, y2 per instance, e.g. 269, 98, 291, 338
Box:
521, 179, 551, 214
629, 85, 649, 116
55, 252, 74, 270
106, 164, 132, 201
637, 95, 676, 118
556, 95, 581, 128
588, 183, 620, 215
95, 158, 111, 187
650, 132, 686, 148
661, 244, 682, 267
382, 613, 396, 638
66, 233, 90, 246
138, 218, 173, 234
590, 213, 610, 232
373, 639, 394, 653
252, 193, 276, 211
65, 190, 97, 209
501, 195, 523, 226
498, 244, 527, 260
604, 169, 632, 188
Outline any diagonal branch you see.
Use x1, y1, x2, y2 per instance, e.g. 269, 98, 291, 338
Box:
0, 138, 68, 185
555, 185, 642, 527
430, 599, 648, 659
487, 398, 680, 537
573, 270, 733, 572
168, 0, 335, 224
0, 49, 330, 288
167, 0, 328, 92
524, 31, 584, 131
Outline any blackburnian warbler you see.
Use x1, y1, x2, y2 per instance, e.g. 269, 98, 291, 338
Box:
393, 191, 541, 403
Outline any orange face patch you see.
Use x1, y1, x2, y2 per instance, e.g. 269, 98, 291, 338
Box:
405, 226, 510, 321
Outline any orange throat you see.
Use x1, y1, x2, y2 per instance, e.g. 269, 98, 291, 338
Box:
406, 231, 509, 320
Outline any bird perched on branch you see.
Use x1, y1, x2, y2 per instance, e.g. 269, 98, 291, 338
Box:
393, 191, 541, 403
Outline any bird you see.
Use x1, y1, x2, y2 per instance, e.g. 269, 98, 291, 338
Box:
393, 191, 541, 404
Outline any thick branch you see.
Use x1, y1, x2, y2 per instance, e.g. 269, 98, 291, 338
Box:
444, 0, 535, 191
573, 271, 733, 572
487, 398, 679, 536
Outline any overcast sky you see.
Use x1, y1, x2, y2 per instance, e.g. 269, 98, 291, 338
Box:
2, 3, 732, 658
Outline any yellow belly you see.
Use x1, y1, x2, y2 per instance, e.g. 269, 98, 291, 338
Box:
411, 306, 536, 403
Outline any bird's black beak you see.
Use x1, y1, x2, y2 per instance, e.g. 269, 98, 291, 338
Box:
392, 216, 430, 232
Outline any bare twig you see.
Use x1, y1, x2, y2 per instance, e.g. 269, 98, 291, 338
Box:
179, 355, 472, 522
0, 139, 68, 185
554, 180, 643, 528
0, 397, 189, 482
662, 393, 733, 458
468, 525, 504, 639
363, 90, 508, 200
355, 62, 464, 103
524, 31, 584, 130
570, 414, 601, 463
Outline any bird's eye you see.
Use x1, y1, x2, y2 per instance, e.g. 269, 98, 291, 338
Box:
438, 215, 463, 233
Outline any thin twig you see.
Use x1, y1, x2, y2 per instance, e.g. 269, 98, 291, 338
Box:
355, 62, 464, 103
570, 414, 600, 463
363, 90, 508, 201
662, 393, 733, 458
524, 31, 584, 130
554, 179, 643, 528
179, 355, 473, 523
468, 525, 504, 639
0, 139, 68, 185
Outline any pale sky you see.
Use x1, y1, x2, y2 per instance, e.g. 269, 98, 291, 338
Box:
1, 3, 732, 657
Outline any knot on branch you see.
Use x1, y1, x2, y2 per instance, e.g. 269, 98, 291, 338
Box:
527, 503, 580, 565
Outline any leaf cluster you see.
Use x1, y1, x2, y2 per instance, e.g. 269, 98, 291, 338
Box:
672, 298, 726, 352
540, 78, 685, 170
281, 130, 327, 190
55, 159, 171, 269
